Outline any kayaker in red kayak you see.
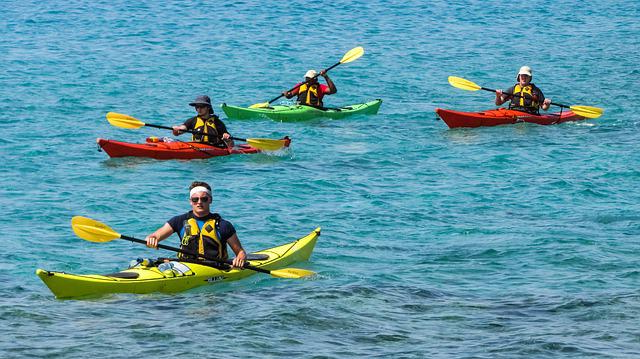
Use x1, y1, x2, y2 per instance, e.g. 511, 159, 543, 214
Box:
283, 69, 337, 108
172, 95, 233, 148
145, 181, 247, 268
495, 66, 552, 115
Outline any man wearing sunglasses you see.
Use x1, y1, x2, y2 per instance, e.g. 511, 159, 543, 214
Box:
145, 181, 246, 268
495, 66, 552, 115
172, 95, 233, 148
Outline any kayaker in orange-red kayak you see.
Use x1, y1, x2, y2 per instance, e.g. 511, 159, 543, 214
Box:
172, 95, 233, 148
495, 66, 552, 115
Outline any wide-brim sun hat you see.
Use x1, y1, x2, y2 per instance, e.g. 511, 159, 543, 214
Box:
517, 66, 532, 77
189, 95, 212, 107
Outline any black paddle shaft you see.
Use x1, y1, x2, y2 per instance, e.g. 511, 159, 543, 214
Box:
120, 234, 269, 274
144, 123, 247, 142
481, 86, 570, 108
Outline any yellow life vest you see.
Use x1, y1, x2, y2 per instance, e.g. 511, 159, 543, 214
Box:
192, 115, 220, 143
179, 216, 228, 261
509, 83, 540, 112
297, 83, 323, 107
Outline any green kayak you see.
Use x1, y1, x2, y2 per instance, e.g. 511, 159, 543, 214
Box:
220, 99, 382, 121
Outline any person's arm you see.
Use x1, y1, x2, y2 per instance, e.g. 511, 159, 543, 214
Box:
145, 223, 174, 249
172, 125, 188, 136
541, 99, 551, 111
537, 88, 551, 111
173, 118, 193, 136
215, 118, 231, 140
283, 83, 302, 98
495, 90, 507, 105
227, 233, 246, 268
320, 70, 337, 94
495, 85, 514, 106
496, 85, 516, 106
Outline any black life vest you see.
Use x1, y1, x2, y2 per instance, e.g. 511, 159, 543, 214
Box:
508, 83, 541, 114
297, 83, 323, 107
178, 213, 228, 261
192, 115, 222, 144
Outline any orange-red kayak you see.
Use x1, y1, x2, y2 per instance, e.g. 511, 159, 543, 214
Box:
97, 138, 288, 160
435, 108, 586, 128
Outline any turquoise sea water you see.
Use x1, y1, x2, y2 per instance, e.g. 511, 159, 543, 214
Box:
1, 0, 639, 357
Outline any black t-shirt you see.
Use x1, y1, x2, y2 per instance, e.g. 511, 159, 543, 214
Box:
167, 211, 236, 241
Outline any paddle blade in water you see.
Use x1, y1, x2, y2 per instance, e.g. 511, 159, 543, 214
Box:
448, 76, 482, 91
269, 267, 316, 279
106, 112, 146, 129
570, 105, 604, 119
248, 102, 270, 109
246, 138, 288, 151
340, 46, 364, 64
71, 216, 121, 243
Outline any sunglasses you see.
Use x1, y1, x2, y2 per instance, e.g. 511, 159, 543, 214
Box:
190, 196, 210, 203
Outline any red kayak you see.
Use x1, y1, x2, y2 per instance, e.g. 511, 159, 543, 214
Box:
97, 138, 289, 160
435, 108, 586, 129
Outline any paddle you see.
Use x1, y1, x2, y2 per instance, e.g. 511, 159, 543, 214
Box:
105, 112, 289, 151
71, 216, 315, 279
447, 76, 604, 119
248, 46, 365, 109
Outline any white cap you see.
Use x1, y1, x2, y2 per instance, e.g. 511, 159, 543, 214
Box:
304, 69, 317, 79
518, 66, 532, 77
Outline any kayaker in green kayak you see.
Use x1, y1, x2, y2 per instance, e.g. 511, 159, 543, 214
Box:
172, 95, 233, 147
495, 66, 552, 115
283, 70, 337, 108
145, 181, 247, 268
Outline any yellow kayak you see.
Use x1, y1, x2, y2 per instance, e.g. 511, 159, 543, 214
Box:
36, 228, 320, 299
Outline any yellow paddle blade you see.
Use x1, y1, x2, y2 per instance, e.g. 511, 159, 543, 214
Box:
448, 76, 481, 91
340, 46, 365, 64
246, 138, 288, 151
71, 216, 121, 243
269, 267, 316, 279
570, 105, 604, 119
106, 112, 146, 129
248, 102, 270, 109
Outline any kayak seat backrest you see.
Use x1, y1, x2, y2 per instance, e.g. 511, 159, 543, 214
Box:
103, 271, 140, 279
246, 254, 270, 261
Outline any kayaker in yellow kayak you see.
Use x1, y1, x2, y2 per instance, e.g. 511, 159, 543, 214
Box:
495, 66, 552, 115
172, 95, 233, 147
145, 181, 247, 268
283, 70, 337, 108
